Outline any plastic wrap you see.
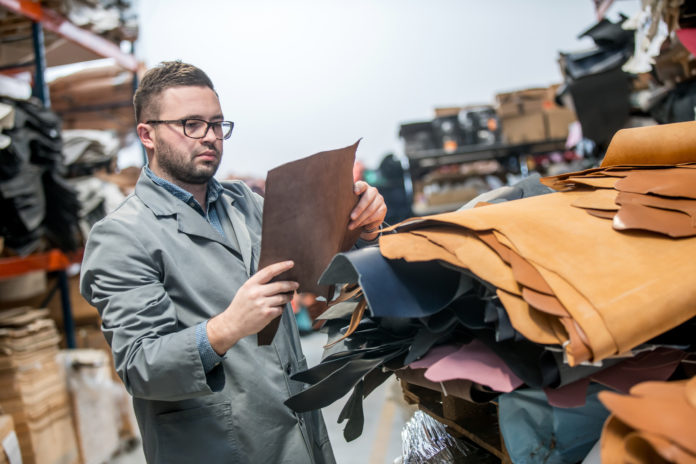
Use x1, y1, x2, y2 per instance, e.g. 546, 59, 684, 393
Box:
399, 411, 472, 463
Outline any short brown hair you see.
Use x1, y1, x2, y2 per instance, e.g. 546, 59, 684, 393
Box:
133, 60, 216, 122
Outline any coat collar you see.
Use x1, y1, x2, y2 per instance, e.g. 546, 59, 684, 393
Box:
134, 169, 253, 273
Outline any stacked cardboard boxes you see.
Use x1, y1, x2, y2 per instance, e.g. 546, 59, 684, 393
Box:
0, 308, 79, 464
495, 85, 577, 144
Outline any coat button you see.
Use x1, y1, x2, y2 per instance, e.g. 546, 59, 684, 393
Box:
285, 364, 292, 375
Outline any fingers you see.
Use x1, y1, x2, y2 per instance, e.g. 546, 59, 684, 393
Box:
353, 180, 368, 195
261, 280, 299, 297
252, 260, 294, 284
349, 184, 376, 229
267, 292, 294, 308
354, 200, 386, 230
349, 184, 386, 230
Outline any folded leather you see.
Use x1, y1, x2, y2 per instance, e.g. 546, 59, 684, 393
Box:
601, 120, 696, 166
318, 246, 463, 318
380, 190, 696, 365
599, 377, 696, 462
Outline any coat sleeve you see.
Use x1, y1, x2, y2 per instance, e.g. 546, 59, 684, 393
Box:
80, 216, 216, 402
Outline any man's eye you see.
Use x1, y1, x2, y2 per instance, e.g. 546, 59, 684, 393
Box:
185, 120, 205, 131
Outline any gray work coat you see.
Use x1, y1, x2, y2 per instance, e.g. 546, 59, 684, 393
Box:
80, 170, 335, 464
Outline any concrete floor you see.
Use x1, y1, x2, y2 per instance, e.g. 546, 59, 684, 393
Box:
301, 330, 415, 464
110, 330, 413, 463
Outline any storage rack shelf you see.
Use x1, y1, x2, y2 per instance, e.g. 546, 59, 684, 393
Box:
0, 249, 83, 347
407, 138, 567, 175
1, 1, 137, 348
406, 138, 568, 215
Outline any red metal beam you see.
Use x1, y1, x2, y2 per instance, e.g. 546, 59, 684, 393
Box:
0, 0, 138, 71
0, 249, 83, 278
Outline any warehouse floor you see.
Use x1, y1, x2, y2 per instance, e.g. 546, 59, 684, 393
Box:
110, 330, 413, 464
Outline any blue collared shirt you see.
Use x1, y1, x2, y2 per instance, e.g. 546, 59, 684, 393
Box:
145, 167, 225, 375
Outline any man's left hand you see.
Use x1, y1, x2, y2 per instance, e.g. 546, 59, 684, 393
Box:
349, 180, 387, 241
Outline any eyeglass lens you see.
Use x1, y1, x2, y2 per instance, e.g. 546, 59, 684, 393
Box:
183, 120, 233, 139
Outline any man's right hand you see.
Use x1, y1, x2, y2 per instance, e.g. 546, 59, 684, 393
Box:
207, 260, 298, 355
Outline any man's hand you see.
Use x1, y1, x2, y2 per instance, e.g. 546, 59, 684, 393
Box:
349, 180, 387, 241
207, 261, 298, 355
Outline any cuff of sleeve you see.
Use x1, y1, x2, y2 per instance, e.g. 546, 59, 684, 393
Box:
355, 222, 388, 248
196, 321, 225, 374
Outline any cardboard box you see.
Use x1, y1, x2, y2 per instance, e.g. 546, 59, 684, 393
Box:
433, 107, 461, 118
495, 87, 549, 118
501, 112, 547, 144
545, 107, 577, 140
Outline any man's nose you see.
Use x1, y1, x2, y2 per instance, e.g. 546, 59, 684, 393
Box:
202, 124, 219, 143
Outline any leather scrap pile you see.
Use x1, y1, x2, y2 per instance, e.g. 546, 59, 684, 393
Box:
285, 121, 696, 463
61, 129, 126, 239
0, 95, 80, 255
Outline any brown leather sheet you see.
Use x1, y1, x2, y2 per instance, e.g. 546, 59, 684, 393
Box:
548, 167, 696, 235
409, 228, 519, 295
541, 165, 695, 192
599, 378, 696, 462
521, 287, 569, 317
585, 208, 616, 220
614, 167, 696, 199
570, 188, 619, 211
565, 176, 619, 189
378, 230, 464, 271
616, 191, 696, 224
495, 289, 565, 345
601, 120, 696, 167
613, 201, 696, 238
480, 232, 554, 295
257, 141, 362, 344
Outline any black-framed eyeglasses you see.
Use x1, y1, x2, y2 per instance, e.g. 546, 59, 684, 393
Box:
146, 119, 234, 140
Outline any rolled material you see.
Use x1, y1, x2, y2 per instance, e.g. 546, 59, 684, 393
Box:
601, 120, 696, 167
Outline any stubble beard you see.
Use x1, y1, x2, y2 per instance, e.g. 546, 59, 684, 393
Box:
154, 139, 221, 185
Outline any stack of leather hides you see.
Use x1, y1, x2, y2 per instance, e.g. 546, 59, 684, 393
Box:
0, 97, 81, 255
284, 121, 696, 461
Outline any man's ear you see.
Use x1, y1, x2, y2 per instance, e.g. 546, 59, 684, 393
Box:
137, 122, 156, 151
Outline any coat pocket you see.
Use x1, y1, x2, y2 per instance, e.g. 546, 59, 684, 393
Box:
154, 402, 241, 464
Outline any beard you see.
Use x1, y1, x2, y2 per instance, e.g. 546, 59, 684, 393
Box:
154, 139, 221, 185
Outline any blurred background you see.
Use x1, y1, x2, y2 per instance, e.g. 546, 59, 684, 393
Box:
1, 0, 695, 463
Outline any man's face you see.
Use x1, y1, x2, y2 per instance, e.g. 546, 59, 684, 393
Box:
148, 86, 224, 185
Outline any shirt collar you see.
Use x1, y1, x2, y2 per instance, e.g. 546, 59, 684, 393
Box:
145, 166, 223, 210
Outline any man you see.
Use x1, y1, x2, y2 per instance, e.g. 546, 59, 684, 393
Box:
80, 61, 387, 463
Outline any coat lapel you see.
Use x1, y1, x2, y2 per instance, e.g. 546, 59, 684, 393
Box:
221, 196, 253, 275
174, 203, 238, 251
135, 169, 241, 255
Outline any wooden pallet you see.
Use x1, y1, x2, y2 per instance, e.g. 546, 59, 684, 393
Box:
400, 379, 512, 463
